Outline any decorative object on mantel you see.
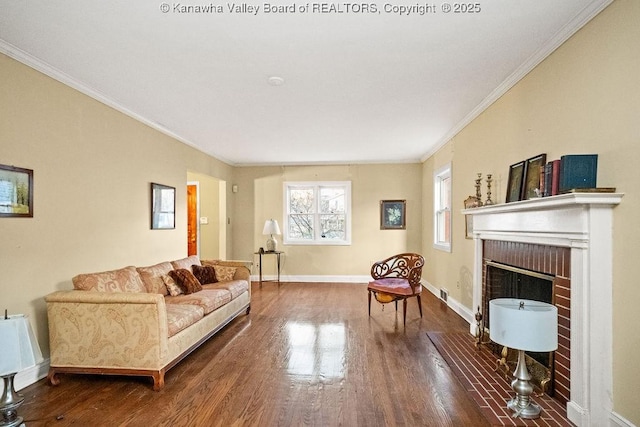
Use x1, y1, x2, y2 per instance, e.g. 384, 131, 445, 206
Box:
0, 163, 33, 218
485, 174, 494, 205
523, 153, 547, 200
506, 160, 526, 203
0, 311, 43, 427
489, 299, 558, 419
474, 173, 483, 206
559, 154, 598, 193
463, 197, 480, 239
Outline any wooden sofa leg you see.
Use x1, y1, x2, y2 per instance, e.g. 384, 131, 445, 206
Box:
368, 291, 371, 316
246, 305, 251, 315
47, 369, 60, 386
152, 370, 166, 391
417, 295, 423, 318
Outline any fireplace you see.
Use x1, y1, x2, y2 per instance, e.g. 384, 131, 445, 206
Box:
463, 193, 622, 427
482, 243, 570, 404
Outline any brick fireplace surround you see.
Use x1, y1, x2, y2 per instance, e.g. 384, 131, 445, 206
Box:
464, 193, 623, 427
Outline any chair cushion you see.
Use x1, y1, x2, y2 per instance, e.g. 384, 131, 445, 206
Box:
368, 278, 419, 296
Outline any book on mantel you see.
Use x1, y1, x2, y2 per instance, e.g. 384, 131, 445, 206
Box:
559, 154, 598, 193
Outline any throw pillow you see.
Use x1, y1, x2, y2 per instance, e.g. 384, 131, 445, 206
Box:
213, 265, 237, 282
192, 264, 217, 285
163, 275, 183, 296
169, 269, 203, 294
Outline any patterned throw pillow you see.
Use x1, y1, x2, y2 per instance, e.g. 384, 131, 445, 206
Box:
213, 265, 237, 282
168, 269, 203, 294
163, 275, 183, 296
192, 265, 217, 285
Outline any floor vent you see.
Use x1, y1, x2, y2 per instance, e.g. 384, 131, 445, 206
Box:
440, 289, 448, 302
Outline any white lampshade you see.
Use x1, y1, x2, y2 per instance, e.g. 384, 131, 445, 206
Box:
489, 299, 558, 352
0, 314, 43, 376
262, 219, 281, 236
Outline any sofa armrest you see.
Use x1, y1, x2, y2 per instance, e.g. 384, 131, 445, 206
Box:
202, 259, 252, 281
45, 290, 169, 369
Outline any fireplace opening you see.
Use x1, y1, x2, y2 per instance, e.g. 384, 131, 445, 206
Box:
484, 261, 556, 395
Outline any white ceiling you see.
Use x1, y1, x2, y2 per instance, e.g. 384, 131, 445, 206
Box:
0, 0, 611, 166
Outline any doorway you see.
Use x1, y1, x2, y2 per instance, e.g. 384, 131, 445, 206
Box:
187, 183, 199, 256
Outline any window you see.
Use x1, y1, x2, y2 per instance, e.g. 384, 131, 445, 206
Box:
434, 164, 451, 252
284, 181, 351, 245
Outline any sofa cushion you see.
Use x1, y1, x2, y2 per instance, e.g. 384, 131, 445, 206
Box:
204, 280, 248, 300
72, 266, 146, 293
137, 262, 174, 295
192, 264, 217, 285
165, 288, 232, 314
165, 303, 204, 337
213, 265, 237, 282
163, 275, 183, 296
169, 269, 202, 294
171, 255, 201, 271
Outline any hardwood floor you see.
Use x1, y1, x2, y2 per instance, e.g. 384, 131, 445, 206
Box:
20, 282, 489, 426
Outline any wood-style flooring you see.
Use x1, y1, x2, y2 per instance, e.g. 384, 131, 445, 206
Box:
19, 282, 489, 426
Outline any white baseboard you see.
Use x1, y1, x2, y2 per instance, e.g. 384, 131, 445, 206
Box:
422, 280, 474, 326
15, 358, 49, 391
610, 411, 637, 427
251, 275, 370, 283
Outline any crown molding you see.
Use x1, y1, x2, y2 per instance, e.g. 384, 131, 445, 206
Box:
0, 39, 238, 166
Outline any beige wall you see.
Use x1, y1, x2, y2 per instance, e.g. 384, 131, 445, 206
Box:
232, 164, 422, 277
421, 1, 639, 422
0, 53, 234, 355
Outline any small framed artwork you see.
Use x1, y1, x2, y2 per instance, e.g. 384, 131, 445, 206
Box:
0, 164, 34, 218
151, 182, 175, 229
522, 153, 547, 200
463, 196, 479, 239
505, 160, 526, 203
380, 200, 406, 230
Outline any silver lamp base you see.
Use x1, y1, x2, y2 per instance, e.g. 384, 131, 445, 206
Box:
507, 349, 541, 419
1, 374, 25, 427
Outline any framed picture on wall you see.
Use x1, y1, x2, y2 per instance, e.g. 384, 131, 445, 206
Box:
522, 153, 547, 200
380, 200, 406, 230
505, 160, 526, 203
0, 163, 34, 218
151, 182, 175, 229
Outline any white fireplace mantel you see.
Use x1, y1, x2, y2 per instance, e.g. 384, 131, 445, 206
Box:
463, 193, 623, 427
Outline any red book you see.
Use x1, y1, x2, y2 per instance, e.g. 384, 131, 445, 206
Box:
551, 160, 561, 195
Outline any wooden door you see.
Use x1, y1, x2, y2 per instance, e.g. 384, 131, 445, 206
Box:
187, 184, 198, 256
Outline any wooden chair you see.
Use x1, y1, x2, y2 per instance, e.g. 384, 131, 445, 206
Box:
368, 253, 425, 326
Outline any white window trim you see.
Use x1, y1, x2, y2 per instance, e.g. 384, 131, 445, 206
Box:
433, 163, 452, 253
283, 181, 352, 246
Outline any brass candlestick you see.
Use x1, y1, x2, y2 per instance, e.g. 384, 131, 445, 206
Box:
485, 174, 494, 205
474, 174, 483, 207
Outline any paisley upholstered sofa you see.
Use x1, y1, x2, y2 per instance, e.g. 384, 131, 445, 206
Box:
45, 255, 251, 390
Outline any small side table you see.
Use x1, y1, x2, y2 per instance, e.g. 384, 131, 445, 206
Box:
255, 251, 283, 287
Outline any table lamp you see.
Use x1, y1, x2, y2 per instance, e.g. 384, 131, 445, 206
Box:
0, 313, 43, 427
262, 219, 281, 252
489, 298, 557, 419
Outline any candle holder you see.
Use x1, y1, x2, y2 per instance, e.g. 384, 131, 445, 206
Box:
485, 174, 494, 205
474, 174, 483, 207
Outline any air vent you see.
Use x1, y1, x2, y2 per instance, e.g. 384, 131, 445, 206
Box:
439, 288, 448, 302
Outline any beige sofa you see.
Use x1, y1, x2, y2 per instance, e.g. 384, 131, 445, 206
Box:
45, 255, 251, 390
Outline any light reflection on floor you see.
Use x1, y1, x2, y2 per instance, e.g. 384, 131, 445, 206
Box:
286, 322, 345, 380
